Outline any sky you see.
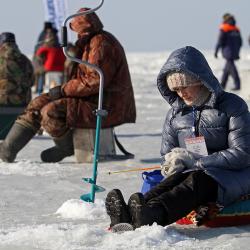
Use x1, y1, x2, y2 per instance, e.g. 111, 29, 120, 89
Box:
0, 0, 249, 55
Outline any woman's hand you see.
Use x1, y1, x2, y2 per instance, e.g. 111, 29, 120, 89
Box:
161, 148, 196, 177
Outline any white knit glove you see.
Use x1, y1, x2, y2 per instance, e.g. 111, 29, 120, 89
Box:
161, 147, 196, 177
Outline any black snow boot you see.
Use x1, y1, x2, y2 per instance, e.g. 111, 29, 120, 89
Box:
0, 122, 36, 162
105, 189, 131, 227
128, 192, 167, 229
40, 130, 74, 163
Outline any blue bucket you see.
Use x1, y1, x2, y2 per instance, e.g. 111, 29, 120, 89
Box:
141, 170, 164, 194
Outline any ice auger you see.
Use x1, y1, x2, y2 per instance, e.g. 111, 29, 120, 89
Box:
61, 0, 106, 203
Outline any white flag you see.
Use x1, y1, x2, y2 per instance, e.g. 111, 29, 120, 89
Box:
53, 0, 67, 31
42, 0, 67, 31
42, 0, 56, 26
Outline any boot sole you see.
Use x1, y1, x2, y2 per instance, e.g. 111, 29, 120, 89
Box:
111, 223, 134, 233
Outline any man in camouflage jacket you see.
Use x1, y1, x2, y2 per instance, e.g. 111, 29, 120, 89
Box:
0, 32, 34, 106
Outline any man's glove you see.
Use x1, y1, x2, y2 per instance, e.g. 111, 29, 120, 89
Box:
161, 148, 196, 177
49, 85, 64, 100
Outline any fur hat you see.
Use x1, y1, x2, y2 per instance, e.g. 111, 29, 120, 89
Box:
223, 13, 233, 22
166, 72, 201, 91
0, 32, 15, 46
222, 13, 236, 24
69, 7, 103, 36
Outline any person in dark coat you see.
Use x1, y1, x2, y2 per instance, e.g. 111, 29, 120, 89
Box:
0, 8, 136, 163
214, 13, 242, 90
105, 46, 250, 230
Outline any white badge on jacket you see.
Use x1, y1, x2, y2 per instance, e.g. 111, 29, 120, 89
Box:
184, 136, 208, 156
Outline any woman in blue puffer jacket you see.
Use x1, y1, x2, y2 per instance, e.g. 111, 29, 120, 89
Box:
105, 46, 250, 230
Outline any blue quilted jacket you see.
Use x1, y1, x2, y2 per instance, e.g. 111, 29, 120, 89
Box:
157, 46, 250, 206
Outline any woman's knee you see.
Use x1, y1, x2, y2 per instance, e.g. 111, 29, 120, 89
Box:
187, 171, 218, 202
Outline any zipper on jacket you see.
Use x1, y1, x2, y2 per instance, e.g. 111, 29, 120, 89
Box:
192, 107, 202, 137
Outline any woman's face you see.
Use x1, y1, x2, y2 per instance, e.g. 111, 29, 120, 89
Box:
173, 84, 202, 106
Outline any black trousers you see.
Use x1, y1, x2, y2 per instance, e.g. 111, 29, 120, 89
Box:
221, 59, 241, 89
143, 170, 218, 225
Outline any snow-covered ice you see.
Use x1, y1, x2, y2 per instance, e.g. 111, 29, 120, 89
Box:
1, 49, 250, 250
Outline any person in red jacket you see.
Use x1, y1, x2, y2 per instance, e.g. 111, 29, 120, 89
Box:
35, 30, 66, 92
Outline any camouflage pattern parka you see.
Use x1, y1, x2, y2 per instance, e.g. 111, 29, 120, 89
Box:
0, 43, 34, 106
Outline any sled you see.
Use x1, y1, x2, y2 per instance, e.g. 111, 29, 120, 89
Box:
176, 198, 250, 228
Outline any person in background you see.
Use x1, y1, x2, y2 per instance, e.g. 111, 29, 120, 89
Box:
34, 22, 58, 53
214, 13, 242, 91
105, 46, 250, 230
0, 7, 136, 163
32, 22, 59, 94
35, 29, 66, 92
0, 32, 34, 106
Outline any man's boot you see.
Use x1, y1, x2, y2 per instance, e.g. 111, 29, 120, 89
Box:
128, 192, 167, 229
40, 130, 74, 162
0, 122, 36, 162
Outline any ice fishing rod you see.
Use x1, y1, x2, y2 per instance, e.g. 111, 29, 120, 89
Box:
61, 0, 105, 203
107, 166, 161, 175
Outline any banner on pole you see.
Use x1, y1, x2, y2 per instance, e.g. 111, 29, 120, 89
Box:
42, 0, 67, 31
